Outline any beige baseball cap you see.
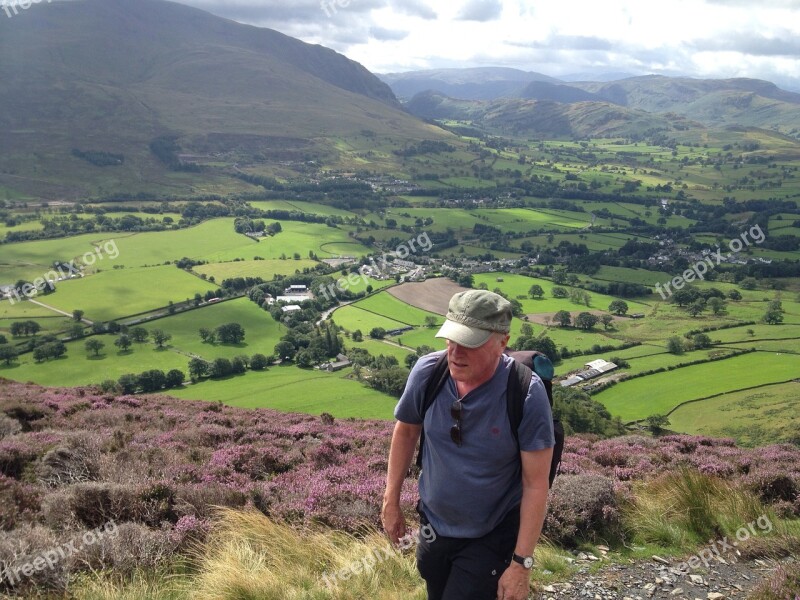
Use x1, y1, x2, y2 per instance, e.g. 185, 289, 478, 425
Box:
435, 289, 512, 348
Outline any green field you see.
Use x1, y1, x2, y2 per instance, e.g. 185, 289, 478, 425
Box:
594, 352, 800, 421
0, 297, 286, 386
40, 266, 217, 322
668, 382, 800, 446
169, 365, 396, 419
194, 259, 319, 282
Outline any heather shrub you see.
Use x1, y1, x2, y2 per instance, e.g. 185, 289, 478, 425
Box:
0, 474, 41, 531
0, 523, 66, 593
77, 522, 176, 577
66, 482, 141, 528
173, 483, 249, 520
37, 439, 99, 487
543, 474, 621, 546
2, 403, 50, 431
746, 471, 798, 504
0, 437, 42, 479
0, 414, 22, 439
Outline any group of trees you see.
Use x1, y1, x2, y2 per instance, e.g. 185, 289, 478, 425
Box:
113, 368, 186, 394
199, 323, 246, 345
187, 353, 270, 381
9, 320, 42, 337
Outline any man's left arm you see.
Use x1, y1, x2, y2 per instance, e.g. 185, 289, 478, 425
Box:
496, 446, 553, 600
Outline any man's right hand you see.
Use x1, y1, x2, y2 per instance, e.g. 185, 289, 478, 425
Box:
381, 499, 407, 544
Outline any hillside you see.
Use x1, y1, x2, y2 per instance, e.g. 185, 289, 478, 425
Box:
0, 378, 798, 597
0, 0, 445, 199
379, 67, 558, 100
388, 69, 800, 136
406, 91, 699, 138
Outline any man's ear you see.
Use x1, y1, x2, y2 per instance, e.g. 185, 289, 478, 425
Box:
498, 333, 510, 351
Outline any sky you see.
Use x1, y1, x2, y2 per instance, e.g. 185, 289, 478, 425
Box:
177, 0, 800, 90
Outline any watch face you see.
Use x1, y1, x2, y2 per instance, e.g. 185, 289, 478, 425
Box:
523, 556, 534, 569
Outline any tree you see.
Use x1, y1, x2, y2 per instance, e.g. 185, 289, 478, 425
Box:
117, 373, 138, 394
0, 345, 18, 365
231, 356, 248, 374
68, 324, 85, 339
692, 333, 712, 349
114, 335, 133, 352
764, 309, 784, 324
509, 299, 524, 317
72, 309, 84, 322
740, 277, 758, 290
210, 358, 233, 378
199, 327, 216, 344
130, 327, 149, 343
351, 329, 363, 342
600, 314, 614, 330
551, 286, 568, 299
424, 316, 438, 328
520, 323, 534, 337
528, 284, 544, 299
137, 369, 166, 393
575, 312, 598, 330
667, 336, 684, 355
106, 321, 121, 334
188, 357, 210, 381
728, 289, 742, 301
151, 329, 172, 349
608, 300, 629, 316
645, 414, 670, 435
519, 336, 559, 363
687, 299, 706, 317
554, 310, 572, 327
250, 354, 270, 370
369, 327, 387, 339
85, 339, 105, 356
165, 369, 186, 388
551, 270, 568, 285
274, 341, 296, 361
707, 297, 726, 315
216, 323, 245, 344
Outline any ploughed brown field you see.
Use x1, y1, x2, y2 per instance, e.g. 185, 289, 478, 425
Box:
387, 278, 468, 314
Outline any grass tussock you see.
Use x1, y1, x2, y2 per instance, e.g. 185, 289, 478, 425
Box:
188, 508, 426, 600
625, 468, 774, 549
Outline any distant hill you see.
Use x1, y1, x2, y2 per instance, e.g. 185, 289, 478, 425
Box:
406, 91, 698, 138
390, 69, 800, 135
379, 67, 559, 100
0, 0, 443, 199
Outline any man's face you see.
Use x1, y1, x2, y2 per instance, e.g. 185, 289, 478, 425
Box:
446, 333, 509, 387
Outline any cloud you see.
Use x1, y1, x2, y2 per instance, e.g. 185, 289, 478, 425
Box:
691, 32, 800, 57
457, 0, 503, 22
370, 26, 409, 41
391, 0, 438, 19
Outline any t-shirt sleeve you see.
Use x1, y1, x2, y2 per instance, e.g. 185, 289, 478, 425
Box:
518, 374, 555, 452
394, 351, 444, 424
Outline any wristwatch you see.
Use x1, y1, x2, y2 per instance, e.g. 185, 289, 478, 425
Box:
512, 553, 534, 569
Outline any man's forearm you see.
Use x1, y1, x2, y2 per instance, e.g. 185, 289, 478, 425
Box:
514, 483, 549, 557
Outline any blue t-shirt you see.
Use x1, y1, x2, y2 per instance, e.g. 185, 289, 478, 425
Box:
395, 351, 555, 538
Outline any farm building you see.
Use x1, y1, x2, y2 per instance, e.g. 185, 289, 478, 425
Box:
560, 359, 618, 387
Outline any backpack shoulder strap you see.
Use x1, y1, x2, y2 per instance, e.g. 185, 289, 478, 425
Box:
506, 359, 533, 451
415, 352, 450, 469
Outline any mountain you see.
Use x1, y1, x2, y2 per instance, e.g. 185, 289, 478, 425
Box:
569, 76, 800, 129
379, 67, 559, 100
406, 91, 697, 139
0, 0, 444, 199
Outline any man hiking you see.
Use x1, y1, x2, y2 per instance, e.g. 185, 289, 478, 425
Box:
383, 289, 555, 600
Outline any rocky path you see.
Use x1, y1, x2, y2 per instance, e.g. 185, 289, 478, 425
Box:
537, 549, 797, 599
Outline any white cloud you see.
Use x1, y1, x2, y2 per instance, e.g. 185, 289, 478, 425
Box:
174, 0, 800, 90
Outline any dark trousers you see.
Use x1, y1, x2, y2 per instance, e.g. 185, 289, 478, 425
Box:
415, 505, 520, 600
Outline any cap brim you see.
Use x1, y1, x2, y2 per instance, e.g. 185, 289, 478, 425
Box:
435, 319, 493, 349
